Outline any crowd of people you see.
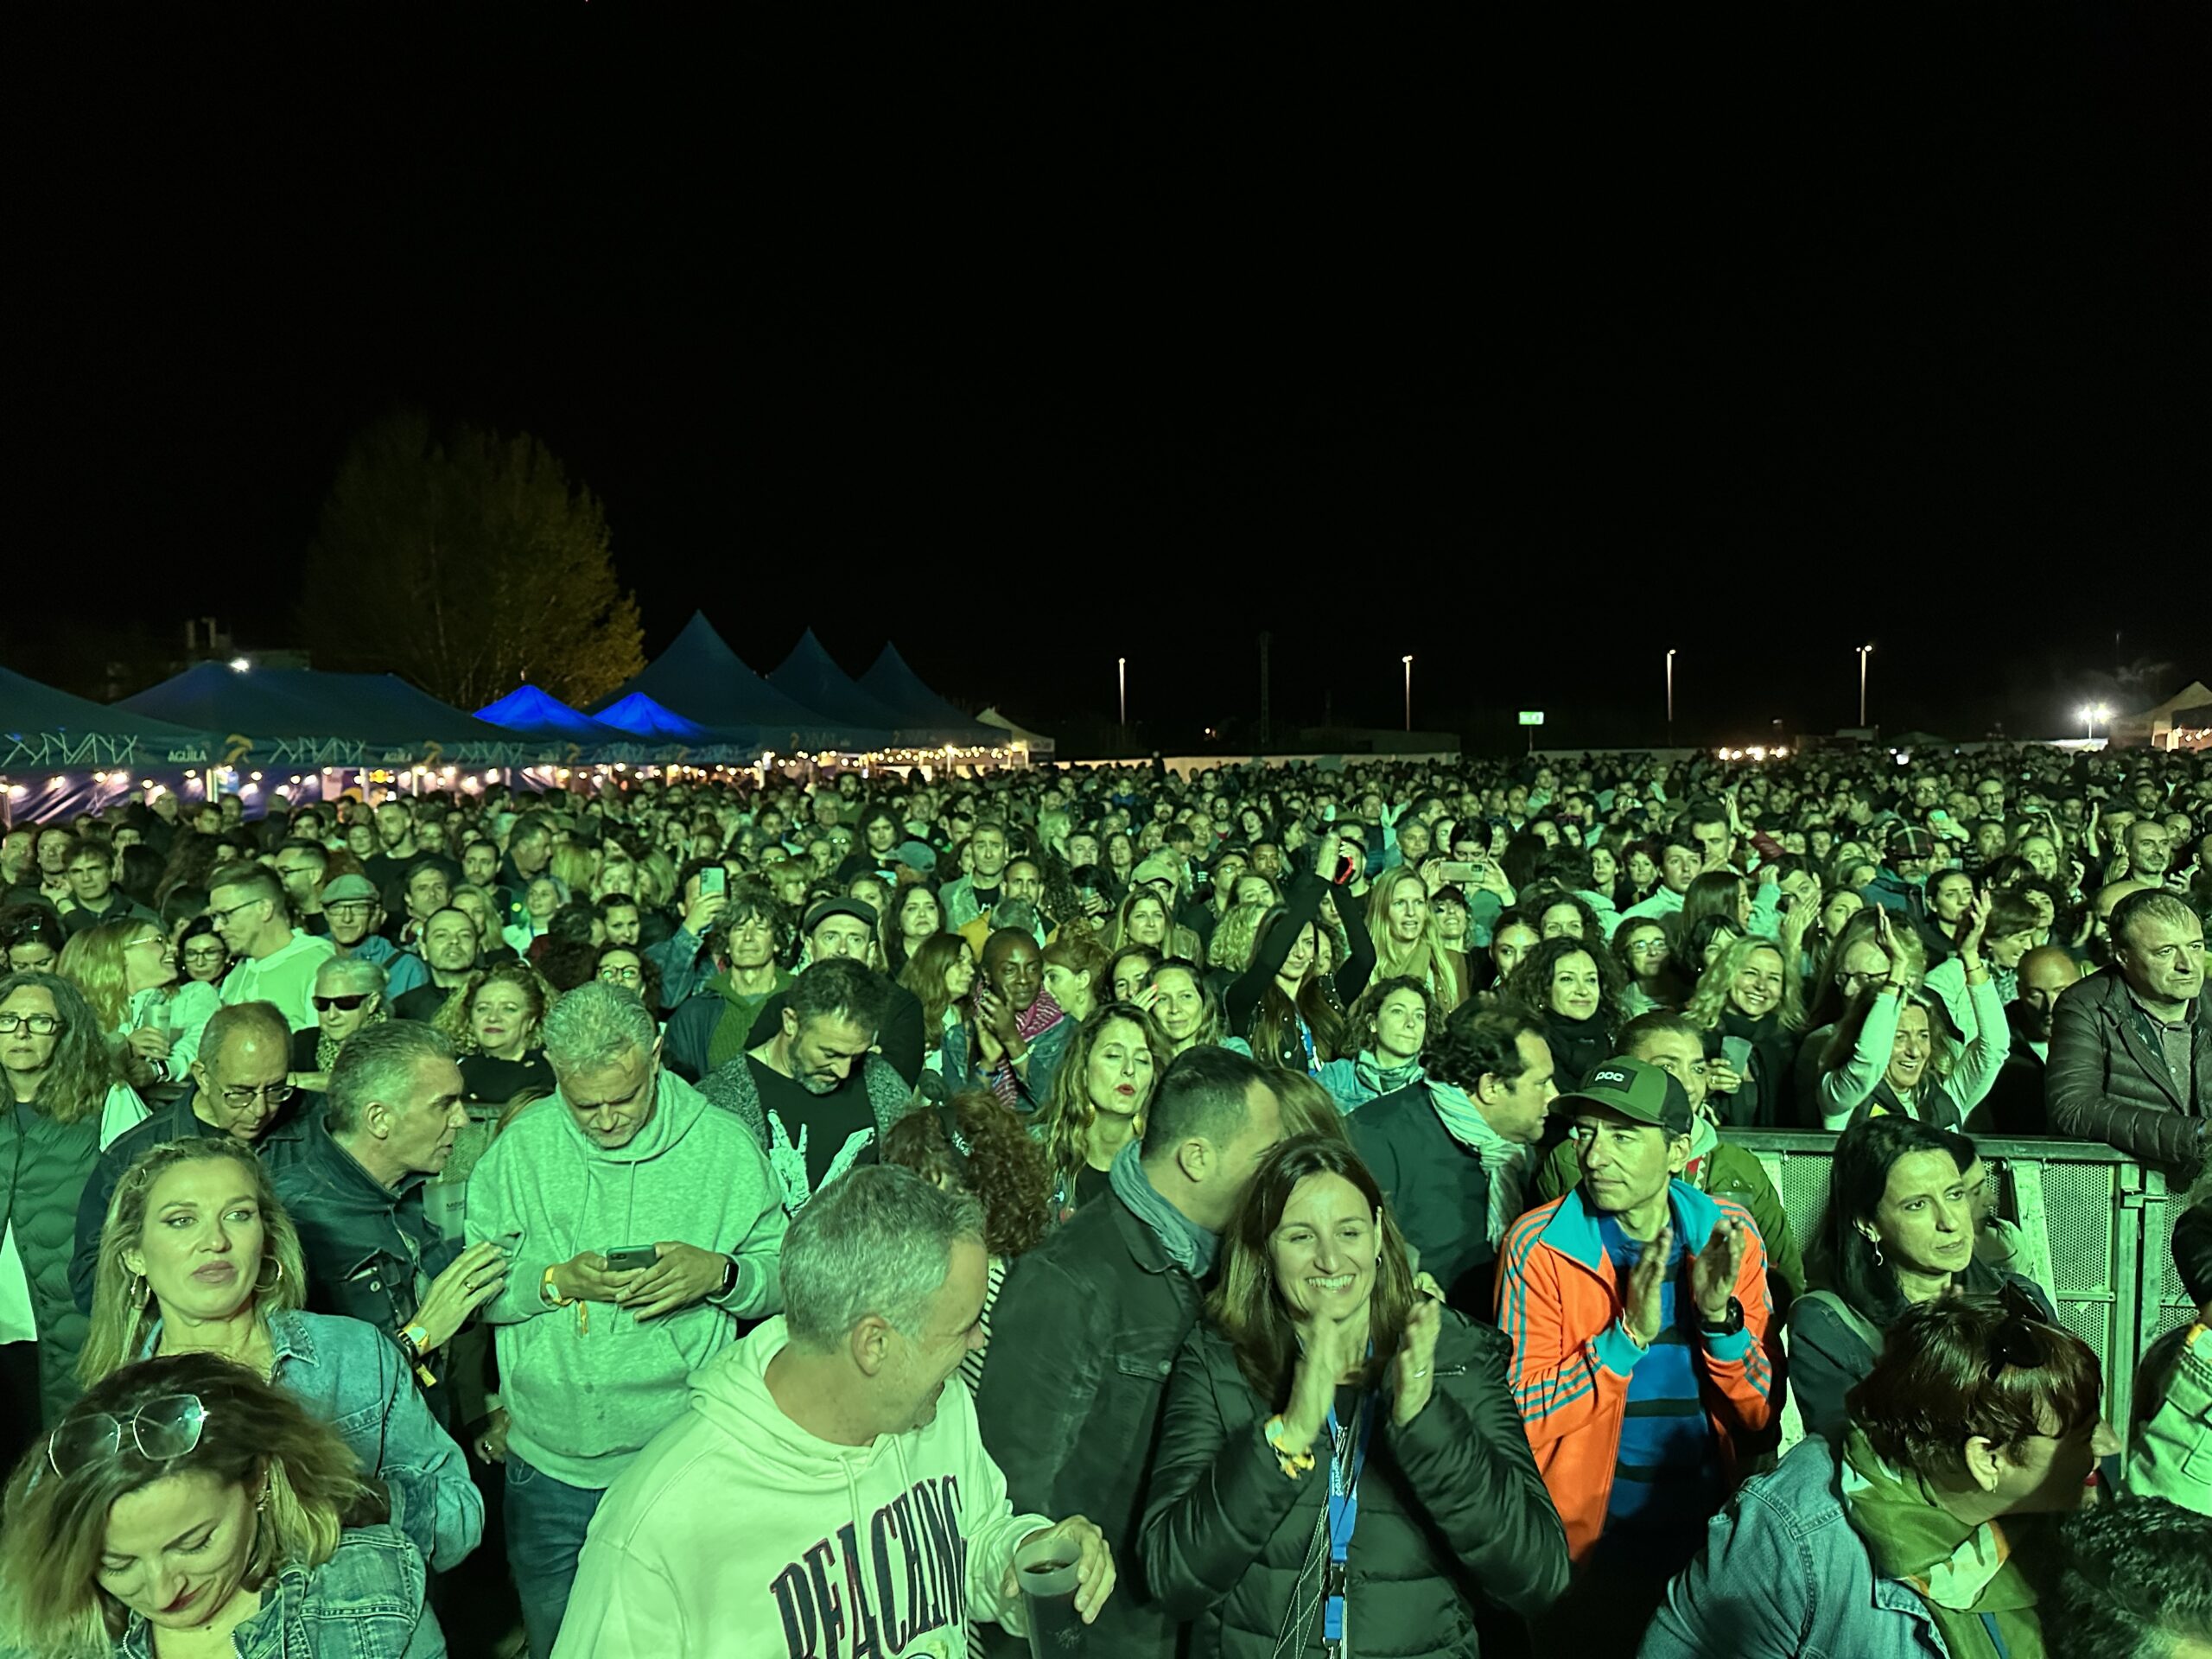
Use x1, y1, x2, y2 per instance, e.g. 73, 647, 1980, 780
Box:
0, 739, 2207, 1657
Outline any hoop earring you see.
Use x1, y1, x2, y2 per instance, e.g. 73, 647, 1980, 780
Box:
135, 1274, 150, 1309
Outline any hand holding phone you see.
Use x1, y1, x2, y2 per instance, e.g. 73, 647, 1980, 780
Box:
604, 1245, 661, 1274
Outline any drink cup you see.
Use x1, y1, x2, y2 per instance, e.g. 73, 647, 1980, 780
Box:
1013, 1532, 1084, 1659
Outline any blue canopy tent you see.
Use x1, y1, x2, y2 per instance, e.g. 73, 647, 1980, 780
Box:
1, 665, 219, 823
120, 663, 529, 768
855, 643, 997, 746
765, 629, 923, 745
473, 683, 677, 764
588, 613, 883, 753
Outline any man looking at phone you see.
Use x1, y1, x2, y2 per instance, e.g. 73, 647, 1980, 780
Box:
709, 956, 914, 1216
468, 982, 787, 1659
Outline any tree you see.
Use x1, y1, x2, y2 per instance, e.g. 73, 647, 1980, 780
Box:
301, 412, 645, 711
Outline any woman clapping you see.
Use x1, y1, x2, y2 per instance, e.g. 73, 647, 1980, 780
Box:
1141, 1136, 1567, 1656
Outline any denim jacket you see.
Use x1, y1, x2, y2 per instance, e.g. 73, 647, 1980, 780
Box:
1638, 1437, 1952, 1659
117, 1523, 445, 1657
142, 1310, 482, 1573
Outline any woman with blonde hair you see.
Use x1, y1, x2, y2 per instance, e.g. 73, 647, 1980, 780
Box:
1682, 935, 1805, 1129
1364, 867, 1471, 1011
1034, 1001, 1170, 1221
58, 917, 219, 1091
436, 962, 556, 1105
0, 1351, 444, 1657
78, 1135, 480, 1574
1205, 901, 1268, 983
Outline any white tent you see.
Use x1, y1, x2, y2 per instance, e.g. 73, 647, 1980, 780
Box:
976, 706, 1054, 759
2108, 680, 2211, 750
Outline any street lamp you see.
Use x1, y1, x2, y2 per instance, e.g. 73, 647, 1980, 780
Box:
2080, 702, 2111, 742
1666, 648, 1676, 746
1117, 658, 1127, 728
1402, 655, 1414, 732
1857, 644, 1874, 728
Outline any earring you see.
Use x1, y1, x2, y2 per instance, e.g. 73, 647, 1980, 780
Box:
1872, 1242, 1885, 1268
255, 1485, 269, 1513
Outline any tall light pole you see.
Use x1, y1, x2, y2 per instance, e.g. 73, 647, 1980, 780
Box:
1858, 644, 1874, 728
1402, 655, 1414, 732
1666, 647, 1676, 747
1117, 658, 1127, 728
2080, 702, 2111, 742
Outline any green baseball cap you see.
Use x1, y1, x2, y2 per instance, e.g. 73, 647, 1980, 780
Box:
1559, 1056, 1694, 1135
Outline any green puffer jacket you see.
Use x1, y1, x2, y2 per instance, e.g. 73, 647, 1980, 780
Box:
4, 1101, 105, 1426
1531, 1130, 1805, 1310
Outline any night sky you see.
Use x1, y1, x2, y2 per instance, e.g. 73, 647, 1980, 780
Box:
12, 13, 2206, 753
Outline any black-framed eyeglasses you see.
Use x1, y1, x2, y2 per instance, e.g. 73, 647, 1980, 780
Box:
313, 993, 373, 1013
217, 1082, 296, 1109
206, 897, 270, 927
0, 1012, 64, 1035
48, 1393, 208, 1478
181, 948, 227, 965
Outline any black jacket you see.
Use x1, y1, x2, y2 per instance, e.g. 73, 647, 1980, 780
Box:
976, 1190, 1205, 1657
1140, 1313, 1569, 1658
1350, 1086, 1497, 1320
2047, 970, 2209, 1177
269, 1119, 461, 1349
71, 1090, 317, 1313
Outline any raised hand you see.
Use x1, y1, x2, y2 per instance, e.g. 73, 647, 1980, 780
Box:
1623, 1222, 1673, 1347
1688, 1216, 1746, 1324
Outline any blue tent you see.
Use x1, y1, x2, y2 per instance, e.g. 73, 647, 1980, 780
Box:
588, 613, 881, 752
593, 692, 732, 746
1, 665, 215, 771
766, 630, 921, 742
855, 643, 996, 746
120, 663, 524, 766
475, 685, 632, 744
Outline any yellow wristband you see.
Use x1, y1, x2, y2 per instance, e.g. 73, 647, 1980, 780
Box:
541, 1265, 574, 1308
1263, 1414, 1315, 1479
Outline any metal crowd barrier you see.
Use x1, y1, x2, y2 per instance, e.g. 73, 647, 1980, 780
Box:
1729, 1132, 2183, 1459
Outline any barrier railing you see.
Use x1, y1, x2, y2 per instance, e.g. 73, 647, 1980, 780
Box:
1729, 1132, 2175, 1459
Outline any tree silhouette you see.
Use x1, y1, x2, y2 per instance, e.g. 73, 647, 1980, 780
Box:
301, 412, 645, 710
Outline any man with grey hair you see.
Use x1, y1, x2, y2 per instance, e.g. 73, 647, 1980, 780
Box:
274, 1020, 505, 1420
467, 981, 788, 1659
2050, 887, 2209, 1177
553, 1165, 1115, 1658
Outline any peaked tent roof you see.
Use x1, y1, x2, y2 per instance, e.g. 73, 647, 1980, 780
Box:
592, 693, 719, 743
855, 643, 996, 744
765, 630, 921, 741
588, 613, 880, 751
474, 685, 632, 744
119, 664, 523, 760
1, 665, 217, 768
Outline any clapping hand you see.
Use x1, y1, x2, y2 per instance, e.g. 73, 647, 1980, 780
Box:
1392, 1287, 1443, 1426
1688, 1215, 1746, 1325
1623, 1223, 1672, 1347
1955, 891, 1992, 968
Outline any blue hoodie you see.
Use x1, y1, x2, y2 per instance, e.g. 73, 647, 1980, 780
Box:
467, 1071, 788, 1490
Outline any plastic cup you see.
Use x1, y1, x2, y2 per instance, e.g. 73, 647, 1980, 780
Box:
1013, 1532, 1084, 1659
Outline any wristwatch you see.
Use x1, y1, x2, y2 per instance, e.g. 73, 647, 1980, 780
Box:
715, 1255, 740, 1300
1698, 1297, 1746, 1338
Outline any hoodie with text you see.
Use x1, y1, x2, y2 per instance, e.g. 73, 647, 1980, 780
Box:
551, 1315, 1050, 1659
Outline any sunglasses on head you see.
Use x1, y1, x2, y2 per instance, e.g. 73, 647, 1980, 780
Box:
313, 993, 373, 1013
48, 1393, 207, 1479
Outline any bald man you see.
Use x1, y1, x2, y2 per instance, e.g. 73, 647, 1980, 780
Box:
1981, 945, 2082, 1135
2092, 880, 2152, 964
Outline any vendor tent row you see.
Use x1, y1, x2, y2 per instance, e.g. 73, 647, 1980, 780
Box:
2, 614, 995, 775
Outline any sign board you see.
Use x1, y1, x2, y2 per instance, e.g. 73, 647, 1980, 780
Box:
1517, 711, 1545, 727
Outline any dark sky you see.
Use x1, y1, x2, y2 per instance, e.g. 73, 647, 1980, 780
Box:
11, 12, 2207, 752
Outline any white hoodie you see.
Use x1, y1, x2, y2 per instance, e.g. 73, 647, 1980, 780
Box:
551, 1316, 1052, 1659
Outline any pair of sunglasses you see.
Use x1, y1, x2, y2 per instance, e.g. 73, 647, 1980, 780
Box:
313, 993, 373, 1013
48, 1394, 207, 1478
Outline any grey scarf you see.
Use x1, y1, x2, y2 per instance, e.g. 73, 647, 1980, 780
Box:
1109, 1139, 1217, 1278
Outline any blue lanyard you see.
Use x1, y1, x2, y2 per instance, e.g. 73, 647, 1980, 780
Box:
1297, 1015, 1319, 1078
1322, 1394, 1374, 1652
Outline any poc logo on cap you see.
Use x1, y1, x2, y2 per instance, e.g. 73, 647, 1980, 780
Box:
1591, 1067, 1631, 1087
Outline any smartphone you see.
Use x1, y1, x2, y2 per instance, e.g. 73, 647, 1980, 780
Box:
1432, 861, 1482, 883
699, 867, 727, 896
1333, 855, 1357, 886
605, 1246, 660, 1274
1322, 803, 1338, 823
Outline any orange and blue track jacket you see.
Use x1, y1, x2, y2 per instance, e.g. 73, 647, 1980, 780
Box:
1495, 1179, 1782, 1562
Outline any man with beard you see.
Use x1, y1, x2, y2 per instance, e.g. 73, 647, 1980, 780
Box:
704, 957, 913, 1216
